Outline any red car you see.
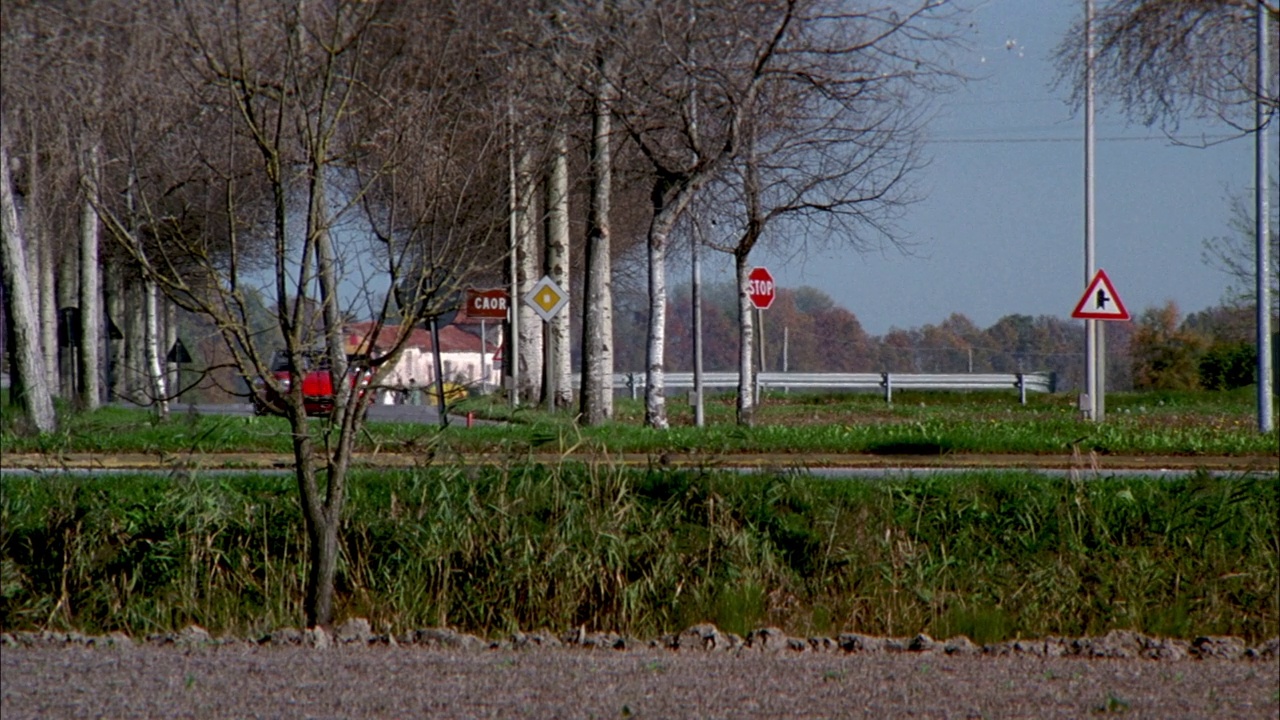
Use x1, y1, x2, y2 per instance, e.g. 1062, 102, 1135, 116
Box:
252, 350, 370, 417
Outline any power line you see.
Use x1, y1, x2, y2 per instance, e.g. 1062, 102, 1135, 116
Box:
930, 134, 1240, 145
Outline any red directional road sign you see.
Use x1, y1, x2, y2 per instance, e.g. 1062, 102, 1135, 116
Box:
1071, 269, 1129, 321
748, 267, 776, 309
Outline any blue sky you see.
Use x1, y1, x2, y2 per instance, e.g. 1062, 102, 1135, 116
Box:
736, 0, 1277, 336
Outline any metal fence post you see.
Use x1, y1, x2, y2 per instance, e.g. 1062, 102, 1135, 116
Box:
1017, 373, 1027, 405
882, 372, 892, 404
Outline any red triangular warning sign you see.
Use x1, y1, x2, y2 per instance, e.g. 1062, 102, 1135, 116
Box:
1072, 269, 1130, 320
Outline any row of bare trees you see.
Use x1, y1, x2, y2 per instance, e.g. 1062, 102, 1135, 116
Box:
2, 0, 962, 626
3, 0, 1274, 627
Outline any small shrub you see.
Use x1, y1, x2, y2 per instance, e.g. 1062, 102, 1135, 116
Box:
1197, 342, 1256, 391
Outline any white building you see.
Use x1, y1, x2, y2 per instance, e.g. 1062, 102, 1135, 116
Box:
344, 321, 502, 394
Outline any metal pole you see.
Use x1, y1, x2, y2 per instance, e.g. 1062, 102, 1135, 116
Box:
692, 218, 705, 427
507, 104, 520, 409
752, 307, 763, 405
480, 319, 488, 394
1255, 1, 1274, 433
430, 317, 448, 428
782, 326, 789, 395
1084, 0, 1099, 422
1097, 324, 1106, 421
757, 307, 766, 374
544, 320, 554, 413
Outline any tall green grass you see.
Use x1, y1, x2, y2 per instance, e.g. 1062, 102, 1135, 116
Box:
3, 464, 1275, 642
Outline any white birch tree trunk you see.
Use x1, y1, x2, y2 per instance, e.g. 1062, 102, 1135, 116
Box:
644, 181, 714, 430
735, 254, 756, 426
545, 126, 572, 410
79, 143, 102, 409
579, 55, 615, 425
644, 221, 670, 429
22, 124, 59, 400
145, 276, 168, 419
0, 144, 56, 432
516, 148, 542, 404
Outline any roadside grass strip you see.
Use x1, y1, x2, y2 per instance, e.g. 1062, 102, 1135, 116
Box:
3, 466, 1275, 643
4, 389, 1276, 457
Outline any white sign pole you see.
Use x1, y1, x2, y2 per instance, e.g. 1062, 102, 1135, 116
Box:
1084, 0, 1100, 422
480, 319, 488, 394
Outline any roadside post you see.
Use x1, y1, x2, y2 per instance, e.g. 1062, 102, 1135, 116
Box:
1071, 268, 1130, 422
465, 288, 510, 395
425, 300, 461, 429
749, 267, 776, 404
523, 275, 569, 414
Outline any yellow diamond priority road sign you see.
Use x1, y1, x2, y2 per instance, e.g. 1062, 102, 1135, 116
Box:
523, 275, 569, 323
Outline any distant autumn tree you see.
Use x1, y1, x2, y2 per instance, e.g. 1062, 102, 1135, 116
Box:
983, 314, 1086, 390
1131, 302, 1206, 390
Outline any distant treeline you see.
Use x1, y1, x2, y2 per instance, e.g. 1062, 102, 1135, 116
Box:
612, 283, 1274, 393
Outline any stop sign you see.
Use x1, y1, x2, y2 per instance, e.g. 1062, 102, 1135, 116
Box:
748, 267, 776, 309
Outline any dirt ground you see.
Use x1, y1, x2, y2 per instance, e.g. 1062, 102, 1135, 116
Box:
4, 643, 1277, 720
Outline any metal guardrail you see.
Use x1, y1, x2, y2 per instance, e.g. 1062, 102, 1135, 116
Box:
575, 371, 1054, 405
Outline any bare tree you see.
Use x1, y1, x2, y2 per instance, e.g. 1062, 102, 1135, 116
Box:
585, 1, 800, 429
79, 139, 102, 409
525, 1, 622, 425
544, 125, 573, 410
588, 1, 952, 425
89, 0, 507, 628
0, 141, 57, 432
578, 49, 618, 424
1203, 184, 1280, 304
515, 141, 543, 403
696, 1, 954, 425
1055, 0, 1278, 131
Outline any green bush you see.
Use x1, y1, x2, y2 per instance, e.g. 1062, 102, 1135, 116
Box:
1198, 342, 1257, 391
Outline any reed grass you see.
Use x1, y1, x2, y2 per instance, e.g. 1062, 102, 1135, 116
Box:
4, 463, 1275, 642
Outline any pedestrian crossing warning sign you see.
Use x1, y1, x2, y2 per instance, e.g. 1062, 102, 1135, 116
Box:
1072, 269, 1130, 321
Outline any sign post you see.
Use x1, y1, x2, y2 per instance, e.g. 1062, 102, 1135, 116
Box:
523, 275, 569, 413
1072, 269, 1129, 422
466, 289, 509, 394
1071, 269, 1129, 321
748, 267, 776, 401
748, 267, 776, 310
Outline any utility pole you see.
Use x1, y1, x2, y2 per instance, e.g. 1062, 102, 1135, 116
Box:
1255, 1, 1274, 433
692, 217, 705, 427
1083, 0, 1101, 422
507, 100, 520, 409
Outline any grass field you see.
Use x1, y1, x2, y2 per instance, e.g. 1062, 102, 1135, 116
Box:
2, 388, 1276, 457
2, 465, 1276, 642
2, 389, 1275, 642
